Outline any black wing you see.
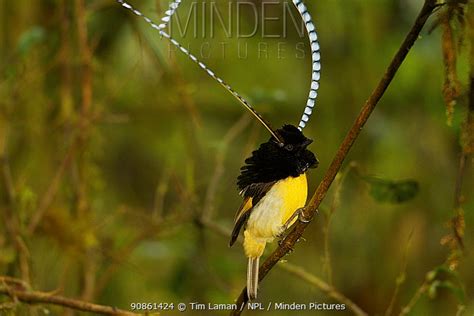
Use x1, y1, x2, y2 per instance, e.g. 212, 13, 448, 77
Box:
229, 181, 276, 247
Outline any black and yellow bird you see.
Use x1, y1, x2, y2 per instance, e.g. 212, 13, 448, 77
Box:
118, 0, 321, 301
229, 125, 318, 300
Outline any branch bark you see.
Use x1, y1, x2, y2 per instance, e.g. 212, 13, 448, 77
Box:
200, 218, 367, 316
450, 2, 474, 253
0, 277, 139, 316
230, 0, 439, 313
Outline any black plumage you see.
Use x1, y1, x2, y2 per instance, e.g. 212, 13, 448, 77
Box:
237, 125, 319, 197
230, 124, 319, 247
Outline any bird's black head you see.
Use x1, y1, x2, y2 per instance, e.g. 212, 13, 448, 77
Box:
273, 125, 319, 175
237, 124, 319, 191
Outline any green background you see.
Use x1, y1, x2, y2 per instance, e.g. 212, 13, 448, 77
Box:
0, 0, 473, 315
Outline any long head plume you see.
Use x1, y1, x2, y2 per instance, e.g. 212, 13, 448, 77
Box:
117, 0, 284, 145
292, 0, 321, 130
118, 0, 320, 138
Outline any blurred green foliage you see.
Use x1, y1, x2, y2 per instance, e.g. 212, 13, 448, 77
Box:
0, 0, 473, 315
361, 176, 419, 204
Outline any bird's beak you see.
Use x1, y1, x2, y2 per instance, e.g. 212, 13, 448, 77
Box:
310, 157, 319, 168
303, 139, 313, 147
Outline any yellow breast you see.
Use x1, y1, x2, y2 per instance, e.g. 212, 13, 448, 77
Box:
243, 173, 308, 258
279, 173, 308, 224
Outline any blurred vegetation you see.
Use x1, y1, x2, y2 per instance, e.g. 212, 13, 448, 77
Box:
0, 0, 473, 315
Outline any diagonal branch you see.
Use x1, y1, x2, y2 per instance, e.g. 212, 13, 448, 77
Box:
199, 218, 367, 316
230, 0, 439, 313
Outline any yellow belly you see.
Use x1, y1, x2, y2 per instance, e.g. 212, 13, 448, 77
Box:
280, 173, 308, 224
243, 174, 308, 258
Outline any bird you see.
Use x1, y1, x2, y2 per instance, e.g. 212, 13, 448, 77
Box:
229, 124, 318, 300
117, 0, 321, 301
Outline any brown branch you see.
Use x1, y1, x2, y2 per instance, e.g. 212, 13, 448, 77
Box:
449, 4, 474, 254
0, 277, 140, 316
230, 0, 439, 313
453, 153, 468, 212
27, 0, 92, 235
441, 4, 462, 125
74, 0, 98, 303
1, 135, 32, 284
26, 0, 98, 237
449, 124, 472, 253
75, 0, 92, 120
199, 219, 368, 316
58, 0, 73, 123
0, 276, 29, 290
0, 148, 14, 204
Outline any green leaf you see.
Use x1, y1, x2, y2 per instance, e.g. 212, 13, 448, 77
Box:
426, 265, 461, 282
425, 265, 466, 303
362, 177, 419, 204
17, 26, 46, 55
428, 280, 441, 299
428, 280, 465, 303
437, 281, 466, 303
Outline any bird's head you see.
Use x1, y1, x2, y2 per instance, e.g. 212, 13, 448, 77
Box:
273, 125, 319, 175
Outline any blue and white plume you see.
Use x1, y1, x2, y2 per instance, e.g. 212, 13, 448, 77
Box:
117, 0, 321, 137
292, 0, 321, 130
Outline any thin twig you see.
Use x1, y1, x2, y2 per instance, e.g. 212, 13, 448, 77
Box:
75, 0, 92, 121
0, 154, 15, 204
399, 281, 429, 316
58, 0, 73, 124
1, 137, 32, 285
280, 263, 368, 316
94, 224, 162, 297
0, 277, 141, 316
74, 0, 98, 302
322, 163, 354, 285
15, 236, 31, 285
199, 218, 368, 316
27, 144, 76, 234
385, 231, 413, 316
152, 169, 170, 222
455, 305, 466, 316
230, 0, 439, 313
27, 0, 99, 236
0, 276, 30, 290
202, 114, 251, 220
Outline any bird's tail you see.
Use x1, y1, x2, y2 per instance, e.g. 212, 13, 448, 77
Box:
247, 257, 259, 300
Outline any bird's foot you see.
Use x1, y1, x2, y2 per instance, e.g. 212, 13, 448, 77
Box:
277, 207, 314, 242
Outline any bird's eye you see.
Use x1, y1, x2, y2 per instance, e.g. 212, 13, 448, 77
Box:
285, 144, 294, 151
